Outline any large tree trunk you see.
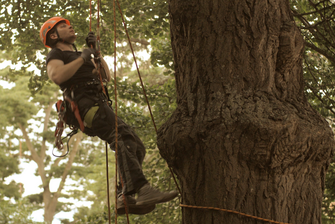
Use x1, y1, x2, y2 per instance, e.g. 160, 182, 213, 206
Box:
157, 1, 334, 224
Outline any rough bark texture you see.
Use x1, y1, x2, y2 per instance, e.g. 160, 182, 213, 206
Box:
157, 1, 335, 224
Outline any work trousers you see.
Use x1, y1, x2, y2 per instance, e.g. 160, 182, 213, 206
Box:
65, 83, 148, 195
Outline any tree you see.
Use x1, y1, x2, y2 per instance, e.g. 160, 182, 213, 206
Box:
0, 75, 92, 223
157, 1, 334, 224
0, 100, 37, 223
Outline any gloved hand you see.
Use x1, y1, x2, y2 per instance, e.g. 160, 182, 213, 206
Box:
85, 31, 96, 49
80, 48, 96, 63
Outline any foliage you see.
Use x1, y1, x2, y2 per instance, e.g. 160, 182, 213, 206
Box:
0, 198, 39, 224
291, 0, 335, 118
0, 101, 38, 222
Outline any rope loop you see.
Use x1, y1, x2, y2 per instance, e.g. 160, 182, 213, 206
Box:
180, 204, 292, 224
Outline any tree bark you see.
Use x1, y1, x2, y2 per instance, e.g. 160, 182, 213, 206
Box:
157, 1, 334, 224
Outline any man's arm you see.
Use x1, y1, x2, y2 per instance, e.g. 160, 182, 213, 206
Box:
47, 57, 84, 85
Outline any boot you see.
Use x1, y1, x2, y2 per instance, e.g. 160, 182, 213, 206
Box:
117, 194, 155, 215
136, 183, 178, 206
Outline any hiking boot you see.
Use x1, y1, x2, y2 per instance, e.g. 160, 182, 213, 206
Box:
136, 183, 178, 206
117, 194, 155, 215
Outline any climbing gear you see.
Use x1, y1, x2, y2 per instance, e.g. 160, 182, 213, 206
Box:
53, 92, 85, 157
136, 183, 178, 206
117, 194, 155, 215
80, 48, 96, 63
180, 204, 291, 224
54, 100, 67, 151
40, 17, 70, 48
53, 99, 79, 157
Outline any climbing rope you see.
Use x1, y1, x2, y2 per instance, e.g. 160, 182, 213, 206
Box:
180, 204, 291, 224
89, 1, 130, 224
111, 0, 131, 223
114, 0, 183, 195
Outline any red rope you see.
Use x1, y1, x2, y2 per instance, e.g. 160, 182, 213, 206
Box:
113, 0, 119, 221
112, 0, 131, 223
113, 0, 118, 218
89, 0, 92, 31
105, 142, 111, 224
181, 204, 291, 224
115, 0, 182, 196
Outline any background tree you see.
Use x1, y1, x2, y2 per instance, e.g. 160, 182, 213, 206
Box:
0, 74, 91, 223
157, 1, 334, 224
0, 88, 37, 223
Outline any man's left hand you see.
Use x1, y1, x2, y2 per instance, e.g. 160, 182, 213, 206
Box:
86, 32, 96, 49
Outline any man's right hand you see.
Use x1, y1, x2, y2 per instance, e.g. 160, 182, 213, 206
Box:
80, 48, 96, 63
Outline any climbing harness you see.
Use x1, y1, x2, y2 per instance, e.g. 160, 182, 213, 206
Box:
53, 94, 85, 157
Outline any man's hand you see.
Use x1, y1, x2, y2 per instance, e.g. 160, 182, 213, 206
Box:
81, 48, 96, 63
85, 31, 96, 49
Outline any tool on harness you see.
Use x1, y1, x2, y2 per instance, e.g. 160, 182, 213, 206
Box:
53, 128, 78, 158
53, 96, 85, 157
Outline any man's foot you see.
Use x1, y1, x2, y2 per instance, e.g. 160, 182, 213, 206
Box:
136, 183, 178, 206
117, 194, 156, 215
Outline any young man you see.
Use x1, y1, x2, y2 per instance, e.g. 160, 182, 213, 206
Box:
40, 17, 178, 215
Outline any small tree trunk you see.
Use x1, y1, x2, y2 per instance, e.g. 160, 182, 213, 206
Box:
43, 132, 83, 223
157, 1, 334, 223
44, 189, 58, 224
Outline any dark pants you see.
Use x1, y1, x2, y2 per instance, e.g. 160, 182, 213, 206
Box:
66, 83, 148, 195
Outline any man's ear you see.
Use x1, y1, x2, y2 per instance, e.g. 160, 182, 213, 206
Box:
49, 31, 58, 40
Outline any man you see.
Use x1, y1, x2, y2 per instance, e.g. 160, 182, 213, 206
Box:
40, 17, 178, 215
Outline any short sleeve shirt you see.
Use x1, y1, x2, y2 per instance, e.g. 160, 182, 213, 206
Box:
46, 48, 96, 90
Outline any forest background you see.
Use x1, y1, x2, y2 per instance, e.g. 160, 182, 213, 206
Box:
1, 0, 335, 223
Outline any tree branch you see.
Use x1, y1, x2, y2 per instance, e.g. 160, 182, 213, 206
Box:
41, 96, 56, 162
19, 124, 47, 185
304, 41, 335, 65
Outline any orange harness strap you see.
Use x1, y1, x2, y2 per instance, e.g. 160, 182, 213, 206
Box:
54, 97, 85, 153
64, 96, 85, 132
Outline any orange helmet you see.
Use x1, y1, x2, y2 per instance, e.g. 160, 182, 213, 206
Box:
40, 17, 70, 48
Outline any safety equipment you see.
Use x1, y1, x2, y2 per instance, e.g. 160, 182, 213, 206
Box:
40, 17, 71, 48
80, 48, 96, 63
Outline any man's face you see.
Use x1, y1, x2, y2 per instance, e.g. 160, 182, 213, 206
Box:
55, 21, 76, 43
